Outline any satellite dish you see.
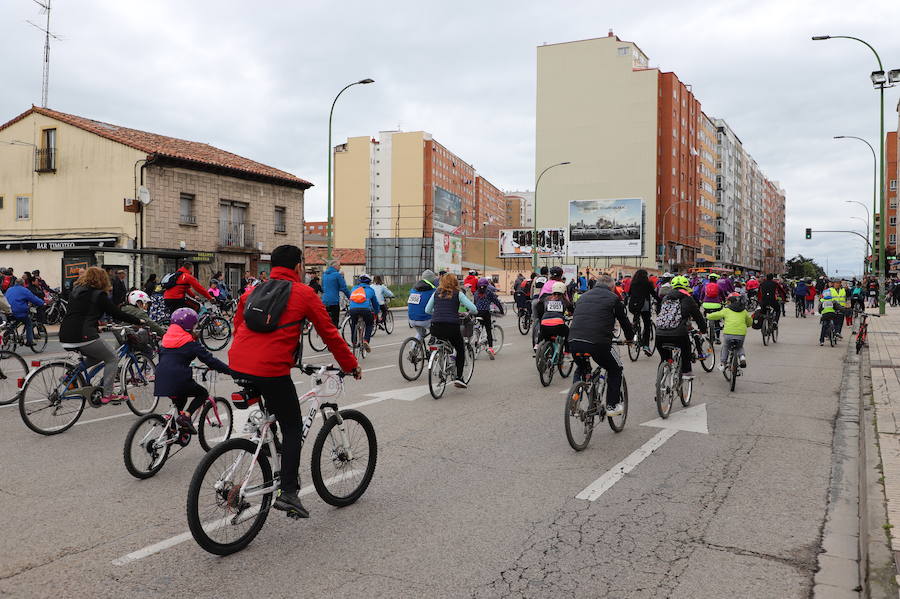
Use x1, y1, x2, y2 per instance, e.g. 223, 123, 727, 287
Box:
138, 186, 151, 205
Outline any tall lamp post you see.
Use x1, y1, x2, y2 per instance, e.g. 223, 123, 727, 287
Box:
835, 137, 876, 260
327, 78, 374, 260
814, 35, 899, 314
532, 161, 571, 271
849, 216, 870, 275
845, 200, 871, 272
659, 198, 691, 271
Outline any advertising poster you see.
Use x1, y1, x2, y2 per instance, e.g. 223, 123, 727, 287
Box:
498, 228, 566, 258
434, 232, 462, 275
568, 198, 643, 257
433, 187, 462, 234
561, 264, 577, 284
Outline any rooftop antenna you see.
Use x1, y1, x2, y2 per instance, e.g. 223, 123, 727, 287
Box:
27, 0, 62, 108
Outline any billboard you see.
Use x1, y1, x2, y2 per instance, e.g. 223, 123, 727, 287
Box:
568, 198, 643, 257
498, 228, 566, 258
433, 187, 462, 234
434, 232, 462, 275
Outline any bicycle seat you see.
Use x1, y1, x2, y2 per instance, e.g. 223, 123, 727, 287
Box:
658, 343, 680, 351
726, 338, 742, 348
232, 380, 261, 409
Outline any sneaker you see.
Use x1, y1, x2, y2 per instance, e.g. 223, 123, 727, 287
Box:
487, 347, 496, 360
606, 402, 624, 417
453, 378, 468, 389
681, 373, 695, 381
835, 333, 843, 340
274, 490, 310, 519
819, 342, 824, 346
176, 412, 198, 435
642, 346, 652, 356
739, 357, 747, 368
717, 363, 726, 372
363, 341, 371, 352
100, 394, 127, 405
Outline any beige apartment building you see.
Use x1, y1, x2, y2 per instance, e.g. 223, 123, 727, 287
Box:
0, 106, 309, 291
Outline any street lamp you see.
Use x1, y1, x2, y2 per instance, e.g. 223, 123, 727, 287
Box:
814, 34, 897, 313
660, 198, 692, 271
849, 216, 870, 275
482, 221, 488, 275
845, 200, 871, 269
326, 78, 374, 260
532, 161, 571, 270
835, 137, 876, 255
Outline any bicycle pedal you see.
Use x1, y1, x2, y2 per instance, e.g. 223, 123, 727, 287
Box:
285, 510, 306, 520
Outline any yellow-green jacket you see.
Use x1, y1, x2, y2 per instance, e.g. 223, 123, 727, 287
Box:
820, 287, 847, 315
706, 307, 753, 336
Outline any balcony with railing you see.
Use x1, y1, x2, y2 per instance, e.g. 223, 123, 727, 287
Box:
219, 222, 256, 250
34, 148, 56, 172
274, 223, 287, 233
179, 214, 197, 226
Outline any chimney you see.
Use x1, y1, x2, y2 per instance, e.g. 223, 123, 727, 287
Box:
608, 29, 615, 38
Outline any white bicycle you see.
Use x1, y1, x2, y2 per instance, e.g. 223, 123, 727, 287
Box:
186, 364, 377, 555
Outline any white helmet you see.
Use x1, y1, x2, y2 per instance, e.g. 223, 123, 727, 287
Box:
551, 282, 567, 294
128, 290, 150, 306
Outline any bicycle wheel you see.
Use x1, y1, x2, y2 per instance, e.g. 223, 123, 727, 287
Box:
697, 336, 715, 373
771, 319, 779, 343
355, 321, 367, 360
121, 353, 159, 416
679, 375, 693, 407
428, 350, 448, 399
628, 323, 641, 361
729, 351, 738, 392
558, 350, 574, 378
341, 317, 353, 344
308, 326, 326, 353
608, 377, 628, 433
461, 344, 475, 384
19, 362, 87, 435
655, 361, 674, 419
311, 409, 378, 507
186, 437, 273, 555
518, 313, 530, 335
199, 316, 231, 351
490, 325, 505, 355
0, 350, 28, 405
761, 319, 769, 346
856, 331, 866, 354
382, 310, 394, 335
198, 397, 234, 452
564, 381, 594, 451
829, 326, 836, 347
123, 414, 171, 478
536, 341, 555, 387
399, 337, 425, 381
1, 326, 15, 351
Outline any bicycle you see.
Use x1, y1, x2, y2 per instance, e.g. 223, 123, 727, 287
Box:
196, 303, 232, 351
690, 328, 716, 373
44, 290, 68, 325
0, 311, 48, 353
627, 312, 655, 361
854, 310, 881, 354
345, 312, 373, 360
471, 312, 505, 360
398, 325, 430, 381
535, 331, 574, 387
564, 341, 629, 451
655, 343, 694, 419
18, 326, 158, 435
375, 309, 394, 335
722, 337, 743, 392
0, 337, 28, 406
186, 364, 377, 555
517, 306, 532, 336
303, 320, 327, 353
427, 337, 475, 399
123, 365, 233, 478
760, 305, 778, 346
794, 296, 805, 318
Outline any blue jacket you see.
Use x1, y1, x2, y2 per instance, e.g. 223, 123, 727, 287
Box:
154, 325, 230, 398
321, 267, 350, 306
794, 281, 808, 297
347, 283, 379, 313
5, 284, 44, 318
407, 279, 436, 321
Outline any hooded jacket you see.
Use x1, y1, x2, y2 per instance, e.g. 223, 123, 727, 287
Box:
656, 288, 707, 337
154, 324, 230, 397
59, 285, 142, 344
162, 267, 212, 301
5, 284, 44, 318
321, 266, 350, 306
569, 286, 634, 346
408, 275, 437, 321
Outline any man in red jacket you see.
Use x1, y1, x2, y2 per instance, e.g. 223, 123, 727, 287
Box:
163, 262, 213, 313
229, 245, 360, 519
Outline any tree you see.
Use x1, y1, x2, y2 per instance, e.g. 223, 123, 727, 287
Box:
785, 254, 825, 280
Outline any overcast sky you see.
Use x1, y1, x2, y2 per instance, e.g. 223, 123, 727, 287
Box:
3, 0, 900, 276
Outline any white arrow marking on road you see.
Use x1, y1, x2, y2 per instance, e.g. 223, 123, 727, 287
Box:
349, 385, 431, 409
575, 404, 708, 502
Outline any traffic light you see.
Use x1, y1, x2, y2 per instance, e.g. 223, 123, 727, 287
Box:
805, 228, 812, 239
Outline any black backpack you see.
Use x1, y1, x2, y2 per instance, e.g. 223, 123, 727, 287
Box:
160, 272, 181, 290
243, 279, 302, 333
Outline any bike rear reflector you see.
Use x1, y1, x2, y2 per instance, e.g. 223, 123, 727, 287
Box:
429, 346, 437, 351
17, 378, 24, 388
31, 361, 40, 367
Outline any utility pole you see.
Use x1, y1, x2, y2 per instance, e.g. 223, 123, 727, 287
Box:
27, 0, 60, 108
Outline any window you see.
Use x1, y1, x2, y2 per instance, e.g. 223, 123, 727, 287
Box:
16, 196, 29, 220
617, 46, 629, 56
892, 179, 898, 190
891, 234, 897, 245
36, 128, 56, 171
891, 199, 897, 209
179, 193, 196, 225
891, 216, 896, 227
274, 206, 286, 233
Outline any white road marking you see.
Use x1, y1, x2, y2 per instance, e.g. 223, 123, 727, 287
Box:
75, 412, 134, 426
575, 404, 709, 502
112, 475, 347, 565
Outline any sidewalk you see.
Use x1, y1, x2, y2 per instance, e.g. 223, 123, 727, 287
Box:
867, 310, 900, 594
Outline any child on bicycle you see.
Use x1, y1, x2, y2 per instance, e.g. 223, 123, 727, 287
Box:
706, 292, 752, 371
473, 277, 505, 358
536, 282, 574, 350
155, 308, 231, 434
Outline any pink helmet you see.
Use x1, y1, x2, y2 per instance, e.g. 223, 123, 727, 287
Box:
170, 307, 198, 331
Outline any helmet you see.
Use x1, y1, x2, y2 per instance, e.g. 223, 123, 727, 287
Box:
469, 270, 478, 275
127, 290, 150, 306
727, 292, 746, 311
477, 277, 490, 288
171, 307, 199, 331
534, 276, 548, 289
358, 273, 372, 284
708, 273, 720, 280
663, 272, 673, 278
670, 275, 690, 290
727, 292, 741, 300
549, 266, 564, 278
551, 281, 567, 294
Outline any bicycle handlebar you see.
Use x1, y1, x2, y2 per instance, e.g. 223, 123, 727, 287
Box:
298, 363, 348, 378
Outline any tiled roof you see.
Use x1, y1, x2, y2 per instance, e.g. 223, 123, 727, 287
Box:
0, 106, 312, 188
303, 247, 366, 265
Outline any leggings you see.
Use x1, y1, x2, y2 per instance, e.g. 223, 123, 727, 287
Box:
75, 338, 118, 395
430, 321, 465, 379
171, 380, 209, 414
477, 310, 494, 346
569, 340, 624, 408
630, 309, 653, 346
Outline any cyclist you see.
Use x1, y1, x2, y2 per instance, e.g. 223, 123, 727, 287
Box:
655, 275, 707, 381
700, 273, 724, 344
347, 274, 380, 352
530, 267, 549, 353
805, 279, 817, 315
154, 307, 231, 435
464, 269, 480, 292
322, 259, 351, 327
850, 281, 865, 313
424, 273, 477, 388
59, 267, 145, 404
568, 274, 634, 417
407, 270, 438, 341
4, 279, 45, 347
162, 261, 212, 313
745, 276, 760, 304
370, 275, 394, 328
121, 290, 166, 336
657, 272, 674, 297
818, 278, 846, 345
536, 281, 573, 350
707, 292, 752, 371
473, 277, 505, 359
775, 277, 789, 316
794, 278, 809, 318
229, 245, 359, 519
758, 273, 782, 325
626, 269, 659, 354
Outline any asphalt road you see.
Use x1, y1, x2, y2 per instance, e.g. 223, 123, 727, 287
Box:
0, 311, 845, 598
